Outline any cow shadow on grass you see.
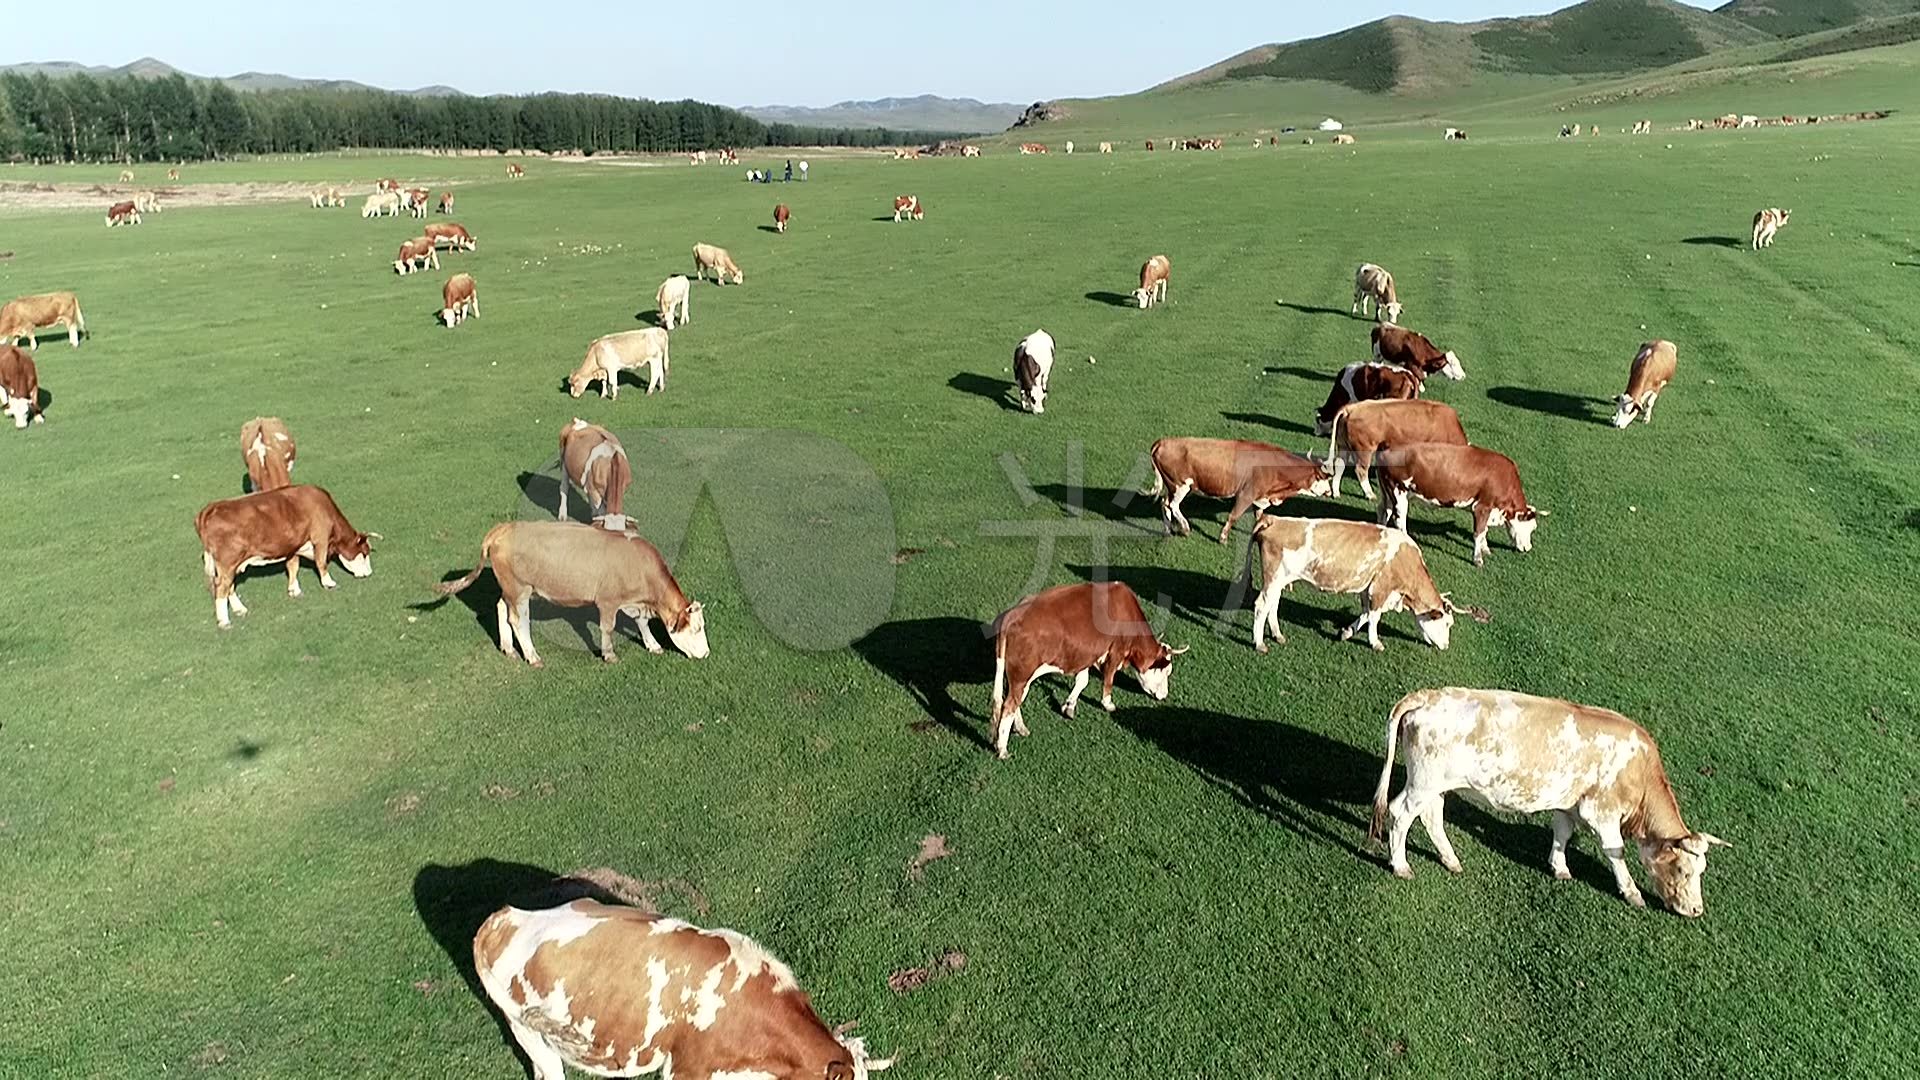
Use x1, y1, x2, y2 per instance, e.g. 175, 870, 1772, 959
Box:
947, 372, 1020, 411
633, 309, 664, 327
516, 471, 575, 523
1029, 484, 1160, 528
850, 616, 995, 749
414, 565, 618, 659
1220, 410, 1316, 436
1905, 508, 1920, 530
1085, 291, 1139, 308
1682, 236, 1745, 249
755, 225, 782, 234
1264, 365, 1328, 383
1486, 385, 1608, 425
1443, 803, 1613, 895
1273, 301, 1354, 318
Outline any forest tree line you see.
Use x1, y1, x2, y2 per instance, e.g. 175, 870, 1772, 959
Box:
0, 71, 967, 163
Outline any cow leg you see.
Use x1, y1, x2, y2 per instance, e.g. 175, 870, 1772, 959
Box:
1220, 495, 1255, 544
1365, 604, 1386, 652
633, 611, 665, 654
1165, 481, 1194, 536
1549, 810, 1576, 880
1098, 658, 1121, 712
557, 482, 568, 522
596, 604, 619, 663
285, 556, 303, 598
993, 672, 1034, 759
1355, 446, 1377, 500
1339, 588, 1372, 644
1061, 669, 1090, 718
1385, 790, 1421, 879
1471, 505, 1493, 567
1583, 811, 1645, 906
1375, 483, 1396, 527
1419, 798, 1463, 872
67, 321, 79, 348
1641, 393, 1658, 422
226, 575, 249, 618
1252, 580, 1286, 652
495, 599, 516, 657
647, 360, 662, 395
511, 594, 543, 668
503, 1017, 569, 1080
317, 543, 339, 589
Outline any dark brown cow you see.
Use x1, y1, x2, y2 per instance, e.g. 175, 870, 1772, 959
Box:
195, 485, 374, 628
1147, 437, 1336, 542
1326, 398, 1467, 498
774, 203, 791, 233
1314, 362, 1423, 436
989, 581, 1186, 759
105, 200, 140, 227
240, 417, 297, 492
1372, 324, 1465, 381
0, 345, 43, 429
1375, 443, 1541, 566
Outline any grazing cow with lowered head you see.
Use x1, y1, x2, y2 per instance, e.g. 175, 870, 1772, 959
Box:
569, 328, 670, 398
0, 346, 44, 429
195, 485, 374, 629
1372, 324, 1464, 381
1133, 254, 1170, 309
692, 242, 743, 285
437, 520, 710, 666
1375, 443, 1541, 566
240, 417, 296, 492
440, 273, 478, 327
362, 191, 402, 218
1372, 687, 1728, 915
656, 275, 691, 330
0, 291, 86, 350
1247, 516, 1455, 652
393, 236, 440, 275
105, 201, 140, 227
990, 581, 1186, 759
1326, 398, 1467, 499
404, 188, 430, 218
473, 899, 893, 1080
557, 419, 631, 528
1146, 437, 1336, 542
1013, 329, 1055, 414
1612, 340, 1678, 428
1352, 263, 1401, 322
506, 162, 525, 178
774, 203, 790, 232
1314, 362, 1424, 437
424, 222, 476, 251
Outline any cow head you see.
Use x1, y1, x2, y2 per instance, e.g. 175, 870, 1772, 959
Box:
1438, 350, 1465, 381
4, 392, 32, 429
1418, 595, 1456, 649
1509, 506, 1542, 552
1135, 643, 1188, 699
1778, 209, 1791, 227
828, 1035, 895, 1080
1638, 831, 1728, 917
337, 531, 376, 578
567, 370, 592, 398
1610, 393, 1643, 428
1302, 458, 1339, 499
1380, 301, 1404, 324
1131, 288, 1152, 309
440, 306, 461, 328
667, 600, 711, 659
1024, 384, 1045, 414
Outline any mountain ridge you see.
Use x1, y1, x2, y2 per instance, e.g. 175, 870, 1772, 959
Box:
740, 95, 1022, 132
0, 57, 465, 97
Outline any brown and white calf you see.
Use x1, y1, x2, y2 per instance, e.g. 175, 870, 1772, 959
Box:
692, 242, 744, 285
423, 222, 476, 251
105, 201, 140, 227
1352, 263, 1401, 323
376, 177, 402, 193
1372, 324, 1464, 381
1371, 687, 1728, 915
1326, 398, 1467, 498
405, 188, 430, 218
1146, 437, 1337, 542
474, 900, 892, 1080
569, 328, 670, 398
891, 194, 923, 222
437, 190, 454, 214
1133, 254, 1170, 309
1019, 142, 1048, 154
0, 291, 85, 350
774, 202, 791, 232
1613, 340, 1678, 428
557, 419, 631, 527
989, 581, 1185, 759
240, 416, 297, 492
0, 346, 44, 429
437, 520, 709, 665
1013, 328, 1055, 414
1313, 362, 1424, 437
1375, 443, 1541, 566
440, 273, 478, 327
505, 162, 525, 179
195, 485, 374, 628
656, 275, 691, 329
393, 236, 440, 274
1751, 207, 1790, 250
1248, 517, 1454, 652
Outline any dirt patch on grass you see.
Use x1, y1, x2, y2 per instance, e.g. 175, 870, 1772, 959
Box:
906, 834, 951, 881
887, 948, 966, 994
191, 1042, 231, 1069
385, 792, 422, 817
0, 181, 352, 213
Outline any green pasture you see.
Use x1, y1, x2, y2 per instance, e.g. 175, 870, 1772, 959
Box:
0, 110, 1916, 1079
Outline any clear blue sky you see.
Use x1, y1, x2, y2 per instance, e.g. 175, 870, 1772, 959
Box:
18, 1, 1717, 107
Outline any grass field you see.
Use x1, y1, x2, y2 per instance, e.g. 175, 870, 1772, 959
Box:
2, 100, 1918, 1078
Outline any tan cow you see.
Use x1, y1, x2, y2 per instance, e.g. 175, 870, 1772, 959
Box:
133, 190, 161, 214
1099, 141, 1113, 153
568, 328, 670, 398
558, 419, 631, 527
423, 222, 475, 251
240, 417, 297, 492
195, 485, 375, 629
473, 900, 892, 1079
1326, 398, 1467, 499
1375, 443, 1541, 566
0, 291, 86, 350
1352, 263, 1401, 322
405, 188, 431, 218
655, 275, 691, 330
362, 191, 402, 218
1333, 133, 1356, 145
1611, 340, 1678, 428
437, 190, 455, 214
167, 167, 180, 181
1133, 254, 1170, 309
436, 520, 710, 666
118, 169, 134, 183
440, 273, 478, 327
1145, 437, 1336, 542
692, 242, 743, 285
990, 581, 1186, 759
1019, 142, 1049, 154
0, 346, 44, 429
1247, 517, 1454, 652
1314, 362, 1424, 437
1372, 687, 1728, 915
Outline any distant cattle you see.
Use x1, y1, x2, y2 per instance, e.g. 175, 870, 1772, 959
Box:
1326, 398, 1468, 499
362, 191, 402, 218
0, 346, 43, 429
0, 291, 86, 350
1444, 128, 1468, 141
437, 520, 710, 665
105, 201, 140, 227
1065, 140, 1075, 154
1375, 443, 1541, 566
437, 191, 455, 214
1314, 362, 1424, 437
1751, 207, 1790, 250
195, 485, 374, 629
440, 273, 478, 328
1146, 436, 1336, 542
1133, 254, 1171, 309
133, 190, 162, 214
1372, 324, 1464, 381
655, 274, 691, 330
309, 187, 347, 208
1248, 516, 1455, 652
240, 417, 297, 492
1019, 142, 1049, 155
1612, 340, 1678, 428
892, 194, 923, 222
960, 144, 981, 157
1352, 263, 1402, 323
118, 169, 134, 183
1632, 119, 1652, 135
773, 202, 790, 232
1333, 133, 1356, 145
1145, 140, 1155, 151
376, 178, 402, 193
166, 167, 180, 181
692, 242, 743, 285
423, 222, 476, 251
569, 328, 670, 398
505, 162, 525, 178
1372, 687, 1728, 915
1013, 329, 1056, 414
1099, 141, 1113, 153
404, 188, 430, 218
989, 581, 1185, 759
558, 419, 631, 527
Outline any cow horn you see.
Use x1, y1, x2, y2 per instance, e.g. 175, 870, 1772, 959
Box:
1532, 507, 1550, 517
1696, 832, 1730, 849
865, 1054, 897, 1073
1166, 644, 1190, 656
366, 532, 385, 541
1438, 592, 1456, 613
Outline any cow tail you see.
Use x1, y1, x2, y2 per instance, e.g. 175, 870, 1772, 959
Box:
1139, 445, 1165, 497
1370, 694, 1421, 842
1326, 407, 1347, 463
437, 523, 509, 595
990, 634, 1007, 722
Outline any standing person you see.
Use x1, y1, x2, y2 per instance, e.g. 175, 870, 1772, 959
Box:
784, 159, 794, 183
799, 160, 809, 181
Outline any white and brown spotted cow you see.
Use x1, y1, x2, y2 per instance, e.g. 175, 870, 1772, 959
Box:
1248, 516, 1454, 652
1146, 437, 1337, 543
1372, 324, 1464, 382
0, 345, 44, 429
891, 194, 923, 222
1013, 328, 1055, 414
557, 419, 631, 528
1313, 362, 1424, 437
1132, 254, 1170, 309
1375, 442, 1541, 566
1611, 340, 1677, 428
1371, 687, 1729, 915
240, 417, 296, 492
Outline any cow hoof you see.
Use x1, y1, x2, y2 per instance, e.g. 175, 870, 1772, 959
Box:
1391, 865, 1414, 881
527, 658, 545, 669
646, 645, 665, 655
1472, 556, 1486, 568
1624, 892, 1646, 908
1442, 858, 1463, 874
1371, 642, 1386, 653
1060, 704, 1075, 719
1100, 697, 1116, 713
1255, 642, 1269, 655
602, 654, 619, 664
217, 622, 232, 631
1554, 868, 1572, 881
995, 748, 1011, 761
1338, 628, 1354, 641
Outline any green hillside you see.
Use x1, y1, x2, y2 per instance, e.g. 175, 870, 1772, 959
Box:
1717, 0, 1920, 37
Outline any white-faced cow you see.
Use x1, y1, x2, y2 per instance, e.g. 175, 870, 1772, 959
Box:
1247, 516, 1455, 652
656, 275, 691, 330
1612, 340, 1677, 428
1374, 443, 1541, 566
0, 345, 44, 429
440, 273, 478, 328
1372, 324, 1464, 382
1133, 254, 1170, 309
569, 329, 670, 399
1352, 263, 1402, 323
1146, 437, 1336, 542
774, 203, 791, 232
1013, 329, 1055, 414
195, 485, 375, 629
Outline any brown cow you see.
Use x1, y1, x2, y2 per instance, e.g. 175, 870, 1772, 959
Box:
774, 203, 791, 232
0, 291, 86, 350
1326, 398, 1468, 499
1314, 362, 1424, 436
423, 221, 476, 251
436, 520, 709, 666
195, 485, 375, 628
891, 194, 923, 222
105, 201, 141, 227
1372, 324, 1464, 381
393, 236, 440, 274
505, 162, 525, 179
474, 900, 894, 1080
376, 177, 402, 193
1133, 254, 1170, 309
557, 419, 631, 527
1375, 443, 1541, 566
0, 346, 44, 429
1146, 437, 1336, 542
240, 417, 297, 492
439, 273, 478, 327
1612, 340, 1678, 427
989, 581, 1186, 759
437, 190, 455, 214
404, 188, 431, 218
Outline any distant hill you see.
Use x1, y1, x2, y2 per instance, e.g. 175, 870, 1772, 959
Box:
0, 57, 464, 97
740, 95, 1021, 132
1716, 0, 1920, 38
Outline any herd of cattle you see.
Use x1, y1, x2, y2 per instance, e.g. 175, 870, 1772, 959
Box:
2, 146, 1782, 1078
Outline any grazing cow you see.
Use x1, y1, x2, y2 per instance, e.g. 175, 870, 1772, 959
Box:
376, 178, 402, 193
105, 201, 140, 227
569, 328, 670, 398
0, 291, 86, 350
1352, 263, 1402, 323
437, 190, 454, 214
423, 222, 476, 251
1145, 437, 1337, 542
1612, 340, 1678, 428
309, 189, 331, 208
133, 190, 161, 214
1247, 516, 1455, 652
240, 417, 297, 492
167, 167, 180, 181
1752, 207, 1790, 250
1019, 142, 1049, 155
405, 188, 430, 218
195, 485, 374, 629
440, 273, 479, 327
773, 202, 790, 232
1443, 128, 1458, 140
1372, 324, 1464, 381
506, 162, 525, 178
557, 418, 631, 527
437, 520, 710, 666
891, 194, 923, 222
1371, 687, 1728, 915
1313, 362, 1424, 437
989, 581, 1186, 759
961, 145, 981, 157
1099, 141, 1113, 153
1326, 398, 1468, 499
692, 243, 743, 285
393, 236, 440, 274
1145, 140, 1155, 151
119, 169, 134, 183
0, 346, 43, 429
1065, 140, 1075, 154
1013, 329, 1055, 414
655, 275, 691, 330
1333, 133, 1356, 145
1132, 254, 1171, 309
362, 191, 402, 218
472, 900, 891, 1080
1375, 443, 1541, 566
